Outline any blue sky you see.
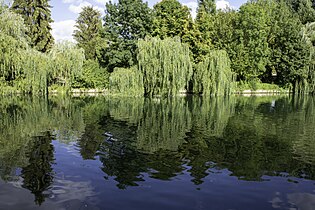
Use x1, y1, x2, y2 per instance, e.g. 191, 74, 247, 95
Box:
50, 0, 248, 41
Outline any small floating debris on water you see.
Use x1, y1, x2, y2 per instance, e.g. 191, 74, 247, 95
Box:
106, 137, 118, 142
103, 132, 113, 137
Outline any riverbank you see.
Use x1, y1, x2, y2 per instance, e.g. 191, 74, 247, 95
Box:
235, 89, 291, 95
0, 86, 292, 97
52, 88, 291, 96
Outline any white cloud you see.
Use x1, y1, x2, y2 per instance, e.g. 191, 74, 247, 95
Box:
183, 0, 233, 19
69, 1, 93, 14
62, 0, 81, 3
52, 20, 76, 42
216, 0, 231, 10
93, 0, 110, 5
68, 1, 104, 14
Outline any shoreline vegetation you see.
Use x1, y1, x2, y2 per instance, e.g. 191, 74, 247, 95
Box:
0, 0, 314, 97
51, 88, 293, 96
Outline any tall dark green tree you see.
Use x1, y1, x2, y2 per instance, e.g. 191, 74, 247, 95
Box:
232, 1, 271, 81
11, 0, 54, 52
267, 0, 309, 88
207, 10, 238, 52
103, 0, 153, 71
194, 0, 217, 62
73, 6, 105, 61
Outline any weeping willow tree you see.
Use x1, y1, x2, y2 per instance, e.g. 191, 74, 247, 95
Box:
0, 6, 28, 93
49, 42, 85, 91
193, 50, 235, 96
137, 37, 193, 96
109, 66, 144, 96
0, 5, 85, 95
16, 49, 52, 94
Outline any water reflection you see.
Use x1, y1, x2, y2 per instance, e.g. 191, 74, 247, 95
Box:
21, 132, 54, 205
0, 95, 315, 208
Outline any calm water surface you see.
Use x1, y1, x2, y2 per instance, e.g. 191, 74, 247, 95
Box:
0, 95, 315, 210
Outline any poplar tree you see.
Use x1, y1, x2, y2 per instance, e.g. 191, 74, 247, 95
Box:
194, 0, 216, 62
73, 6, 105, 60
11, 0, 54, 52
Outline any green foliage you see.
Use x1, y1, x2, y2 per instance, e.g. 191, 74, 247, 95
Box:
109, 66, 144, 96
194, 9, 214, 62
73, 6, 106, 61
285, 0, 315, 24
206, 10, 237, 51
11, 0, 54, 52
0, 8, 27, 84
194, 7, 238, 63
0, 6, 85, 95
193, 50, 235, 96
232, 1, 271, 81
137, 37, 193, 96
19, 49, 51, 94
2, 0, 315, 96
74, 59, 109, 89
236, 80, 285, 92
152, 0, 194, 41
300, 22, 315, 94
152, 0, 197, 59
103, 0, 153, 71
197, 0, 216, 15
48, 42, 85, 91
268, 1, 309, 89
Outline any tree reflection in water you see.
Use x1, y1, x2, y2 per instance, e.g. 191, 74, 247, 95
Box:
21, 132, 54, 205
1, 95, 315, 204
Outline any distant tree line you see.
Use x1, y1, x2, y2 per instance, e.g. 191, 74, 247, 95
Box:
0, 0, 314, 95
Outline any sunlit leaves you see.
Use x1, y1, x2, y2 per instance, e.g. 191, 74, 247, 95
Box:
194, 50, 235, 96
138, 37, 193, 96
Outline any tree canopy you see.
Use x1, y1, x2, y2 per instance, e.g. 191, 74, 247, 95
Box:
11, 0, 54, 52
73, 6, 105, 61
1, 0, 315, 95
102, 0, 153, 71
152, 0, 194, 41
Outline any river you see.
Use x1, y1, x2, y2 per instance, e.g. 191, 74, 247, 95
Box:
0, 95, 314, 210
